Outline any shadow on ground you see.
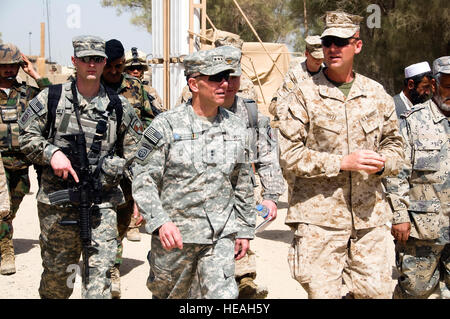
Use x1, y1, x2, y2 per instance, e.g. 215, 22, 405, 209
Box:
120, 258, 146, 276
13, 238, 39, 255
255, 229, 292, 244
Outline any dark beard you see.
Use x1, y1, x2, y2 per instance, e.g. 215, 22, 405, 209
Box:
409, 89, 430, 105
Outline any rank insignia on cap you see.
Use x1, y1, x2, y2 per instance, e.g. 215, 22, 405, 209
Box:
144, 126, 163, 146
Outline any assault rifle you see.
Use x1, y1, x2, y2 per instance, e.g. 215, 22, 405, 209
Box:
48, 132, 101, 287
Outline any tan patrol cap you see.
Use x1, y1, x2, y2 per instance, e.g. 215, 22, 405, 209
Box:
305, 35, 324, 59
320, 11, 363, 39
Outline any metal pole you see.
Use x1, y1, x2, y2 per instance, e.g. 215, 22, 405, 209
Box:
163, 0, 170, 110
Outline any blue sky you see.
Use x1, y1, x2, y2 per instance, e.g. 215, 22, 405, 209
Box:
0, 0, 153, 66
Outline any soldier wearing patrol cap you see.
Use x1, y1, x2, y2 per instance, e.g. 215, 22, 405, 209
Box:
132, 46, 255, 299
386, 56, 450, 299
18, 35, 143, 299
278, 11, 405, 298
0, 43, 51, 275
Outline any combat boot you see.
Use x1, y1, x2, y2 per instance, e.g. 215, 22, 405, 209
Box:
238, 277, 268, 299
126, 227, 141, 242
110, 265, 121, 299
0, 237, 16, 275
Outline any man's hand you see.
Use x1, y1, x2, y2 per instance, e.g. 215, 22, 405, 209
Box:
50, 150, 79, 183
159, 222, 183, 251
261, 199, 277, 221
391, 222, 411, 245
133, 203, 144, 226
341, 150, 385, 174
234, 238, 249, 260
21, 53, 41, 80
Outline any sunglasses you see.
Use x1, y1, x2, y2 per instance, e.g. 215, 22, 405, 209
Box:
321, 36, 360, 48
128, 65, 145, 71
207, 71, 231, 83
78, 56, 105, 63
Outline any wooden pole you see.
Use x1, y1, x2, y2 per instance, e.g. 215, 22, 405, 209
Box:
232, 0, 283, 76
37, 22, 46, 77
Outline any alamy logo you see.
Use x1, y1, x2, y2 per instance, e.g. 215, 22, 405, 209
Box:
366, 4, 381, 29
66, 4, 81, 29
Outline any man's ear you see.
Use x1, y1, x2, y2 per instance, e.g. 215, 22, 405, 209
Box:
431, 78, 437, 94
187, 77, 199, 93
407, 79, 415, 91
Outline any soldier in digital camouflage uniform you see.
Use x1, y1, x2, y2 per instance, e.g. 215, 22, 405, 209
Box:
386, 56, 450, 299
176, 33, 258, 106
217, 45, 284, 298
18, 35, 142, 299
278, 11, 405, 298
132, 46, 255, 299
101, 39, 163, 298
0, 43, 51, 275
268, 35, 324, 204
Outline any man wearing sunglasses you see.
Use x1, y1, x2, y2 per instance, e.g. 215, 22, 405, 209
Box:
18, 35, 142, 299
278, 11, 405, 299
101, 39, 165, 298
132, 47, 255, 299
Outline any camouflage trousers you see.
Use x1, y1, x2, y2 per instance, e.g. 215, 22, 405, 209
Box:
0, 168, 29, 240
0, 157, 9, 215
394, 238, 449, 299
147, 234, 238, 299
288, 223, 394, 299
37, 202, 118, 299
114, 179, 134, 266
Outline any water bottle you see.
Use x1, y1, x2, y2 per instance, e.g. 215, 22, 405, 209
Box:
256, 204, 270, 218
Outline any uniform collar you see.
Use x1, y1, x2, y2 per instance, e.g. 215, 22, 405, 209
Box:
428, 99, 448, 124
318, 69, 365, 102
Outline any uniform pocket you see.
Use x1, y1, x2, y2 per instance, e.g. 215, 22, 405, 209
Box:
287, 224, 311, 284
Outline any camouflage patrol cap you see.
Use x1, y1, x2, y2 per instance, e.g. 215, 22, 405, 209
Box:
214, 32, 244, 50
305, 35, 324, 59
72, 35, 107, 58
215, 45, 242, 76
183, 47, 235, 77
321, 11, 363, 39
0, 43, 23, 65
433, 56, 450, 75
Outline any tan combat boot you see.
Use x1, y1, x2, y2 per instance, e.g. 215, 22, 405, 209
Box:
110, 264, 121, 298
126, 227, 141, 242
238, 276, 268, 299
0, 237, 16, 275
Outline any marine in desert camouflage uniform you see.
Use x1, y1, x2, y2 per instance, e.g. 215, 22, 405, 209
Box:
278, 11, 405, 299
18, 35, 142, 299
386, 56, 450, 299
0, 43, 51, 275
102, 39, 163, 298
132, 46, 255, 299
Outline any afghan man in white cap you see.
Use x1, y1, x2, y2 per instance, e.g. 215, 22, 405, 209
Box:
393, 61, 433, 119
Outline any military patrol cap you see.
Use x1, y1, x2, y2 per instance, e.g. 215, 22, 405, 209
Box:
305, 35, 324, 59
433, 56, 450, 75
72, 35, 107, 58
0, 43, 23, 65
215, 45, 242, 76
183, 47, 235, 76
321, 11, 363, 39
214, 32, 244, 50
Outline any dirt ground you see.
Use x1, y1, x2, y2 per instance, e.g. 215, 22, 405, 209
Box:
1, 168, 308, 299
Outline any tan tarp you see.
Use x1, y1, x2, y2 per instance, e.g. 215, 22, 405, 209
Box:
241, 42, 291, 117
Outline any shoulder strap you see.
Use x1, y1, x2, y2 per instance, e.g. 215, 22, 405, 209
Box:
44, 83, 63, 139
243, 98, 258, 129
104, 85, 123, 138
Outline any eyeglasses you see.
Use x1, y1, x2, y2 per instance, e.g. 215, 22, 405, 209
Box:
128, 65, 145, 71
78, 56, 105, 64
321, 36, 360, 48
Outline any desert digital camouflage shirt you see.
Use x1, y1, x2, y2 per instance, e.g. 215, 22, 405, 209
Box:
114, 73, 164, 129
18, 82, 142, 206
0, 78, 51, 169
227, 96, 285, 203
278, 70, 405, 230
385, 100, 449, 242
132, 102, 255, 244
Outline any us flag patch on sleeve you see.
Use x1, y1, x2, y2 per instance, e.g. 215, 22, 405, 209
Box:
144, 126, 163, 146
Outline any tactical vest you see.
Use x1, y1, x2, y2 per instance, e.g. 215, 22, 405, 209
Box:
49, 83, 122, 168
0, 83, 30, 153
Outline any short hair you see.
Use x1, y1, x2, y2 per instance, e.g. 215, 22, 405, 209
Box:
404, 71, 433, 87
434, 72, 441, 85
